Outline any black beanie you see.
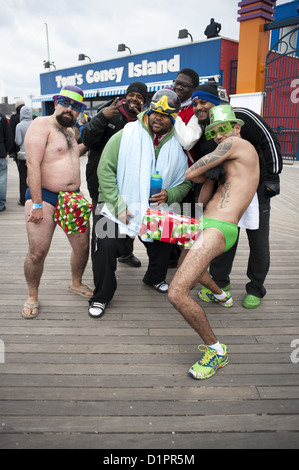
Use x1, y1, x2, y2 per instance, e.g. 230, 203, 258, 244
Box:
126, 82, 148, 102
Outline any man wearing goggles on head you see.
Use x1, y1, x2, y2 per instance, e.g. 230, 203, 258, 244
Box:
21, 85, 93, 320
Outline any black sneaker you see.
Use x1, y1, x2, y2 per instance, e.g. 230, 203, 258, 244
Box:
88, 302, 106, 318
118, 253, 141, 267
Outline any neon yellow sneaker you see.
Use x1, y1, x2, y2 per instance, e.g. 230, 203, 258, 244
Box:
198, 284, 231, 302
206, 291, 234, 307
189, 344, 229, 380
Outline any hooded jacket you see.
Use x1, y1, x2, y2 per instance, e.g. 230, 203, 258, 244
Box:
15, 106, 33, 160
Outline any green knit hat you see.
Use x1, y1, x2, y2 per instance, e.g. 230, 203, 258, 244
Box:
205, 105, 244, 132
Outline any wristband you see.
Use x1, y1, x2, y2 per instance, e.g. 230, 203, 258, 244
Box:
32, 202, 43, 209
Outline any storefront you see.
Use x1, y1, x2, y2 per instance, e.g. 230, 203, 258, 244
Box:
32, 37, 238, 116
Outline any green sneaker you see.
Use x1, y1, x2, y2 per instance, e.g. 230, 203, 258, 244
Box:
206, 291, 234, 307
189, 344, 229, 380
243, 294, 261, 309
198, 284, 231, 302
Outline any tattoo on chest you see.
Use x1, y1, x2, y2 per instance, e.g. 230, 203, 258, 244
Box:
220, 182, 231, 208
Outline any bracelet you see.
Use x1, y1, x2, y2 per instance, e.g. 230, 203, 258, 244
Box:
32, 202, 43, 209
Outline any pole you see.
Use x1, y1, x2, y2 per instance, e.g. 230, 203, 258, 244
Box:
44, 22, 50, 64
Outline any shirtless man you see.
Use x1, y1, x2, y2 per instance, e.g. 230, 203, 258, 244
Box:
168, 105, 259, 379
22, 85, 93, 319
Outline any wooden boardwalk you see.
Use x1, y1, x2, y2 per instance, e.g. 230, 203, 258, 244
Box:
0, 156, 299, 449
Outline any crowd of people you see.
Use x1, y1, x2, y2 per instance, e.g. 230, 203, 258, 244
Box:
0, 68, 282, 380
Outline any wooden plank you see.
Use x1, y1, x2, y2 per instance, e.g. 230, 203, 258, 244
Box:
0, 158, 299, 449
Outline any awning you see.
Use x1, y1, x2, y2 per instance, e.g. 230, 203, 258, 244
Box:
31, 94, 54, 103
84, 89, 98, 98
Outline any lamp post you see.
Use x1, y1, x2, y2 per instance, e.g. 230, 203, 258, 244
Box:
78, 54, 91, 62
43, 60, 56, 70
44, 23, 56, 70
117, 43, 132, 54
178, 29, 193, 42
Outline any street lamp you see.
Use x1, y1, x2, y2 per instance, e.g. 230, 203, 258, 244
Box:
178, 29, 193, 42
117, 43, 132, 54
78, 53, 91, 62
43, 60, 56, 70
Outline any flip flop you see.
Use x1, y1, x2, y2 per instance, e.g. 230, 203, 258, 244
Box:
68, 285, 93, 298
21, 301, 39, 319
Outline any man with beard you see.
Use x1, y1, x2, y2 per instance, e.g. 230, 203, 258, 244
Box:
22, 85, 93, 319
88, 89, 191, 318
83, 82, 148, 268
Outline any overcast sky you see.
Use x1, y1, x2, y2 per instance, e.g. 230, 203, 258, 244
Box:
0, 0, 289, 107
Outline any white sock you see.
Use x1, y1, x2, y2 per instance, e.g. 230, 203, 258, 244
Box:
213, 290, 226, 300
208, 341, 224, 355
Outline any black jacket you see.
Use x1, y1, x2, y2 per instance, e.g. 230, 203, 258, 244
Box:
0, 113, 13, 158
193, 107, 283, 193
82, 100, 133, 200
9, 106, 23, 154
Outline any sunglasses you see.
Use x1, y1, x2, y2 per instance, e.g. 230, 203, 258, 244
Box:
205, 122, 235, 140
57, 97, 84, 112
173, 79, 193, 89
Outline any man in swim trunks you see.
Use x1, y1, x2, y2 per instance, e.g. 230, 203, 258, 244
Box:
22, 85, 93, 319
168, 105, 259, 379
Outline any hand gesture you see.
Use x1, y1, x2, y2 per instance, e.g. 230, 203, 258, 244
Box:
103, 98, 122, 119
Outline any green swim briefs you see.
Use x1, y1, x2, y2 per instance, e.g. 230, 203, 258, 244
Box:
202, 217, 238, 252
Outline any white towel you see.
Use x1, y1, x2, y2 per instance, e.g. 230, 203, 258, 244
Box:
238, 192, 259, 230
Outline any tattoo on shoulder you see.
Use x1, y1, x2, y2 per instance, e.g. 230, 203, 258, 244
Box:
190, 139, 233, 172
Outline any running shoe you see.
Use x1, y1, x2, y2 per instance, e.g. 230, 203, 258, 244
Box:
206, 291, 234, 307
189, 344, 229, 380
198, 284, 231, 302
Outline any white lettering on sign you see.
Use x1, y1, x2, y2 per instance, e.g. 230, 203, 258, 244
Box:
55, 73, 83, 88
86, 67, 124, 84
128, 54, 180, 78
53, 54, 180, 92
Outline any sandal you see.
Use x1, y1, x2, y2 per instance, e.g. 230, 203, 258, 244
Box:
68, 284, 93, 298
242, 294, 261, 309
21, 301, 39, 319
88, 302, 106, 318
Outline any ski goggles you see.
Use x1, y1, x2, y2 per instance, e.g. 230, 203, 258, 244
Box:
57, 96, 85, 112
205, 122, 235, 140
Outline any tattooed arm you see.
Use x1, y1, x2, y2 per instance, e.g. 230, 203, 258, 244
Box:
185, 138, 234, 183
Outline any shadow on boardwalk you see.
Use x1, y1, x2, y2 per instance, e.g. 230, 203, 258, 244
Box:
0, 157, 298, 449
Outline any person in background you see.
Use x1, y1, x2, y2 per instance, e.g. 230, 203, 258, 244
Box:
204, 18, 221, 38
173, 68, 200, 168
0, 112, 13, 212
82, 82, 148, 268
192, 81, 282, 309
9, 100, 25, 205
14, 105, 33, 206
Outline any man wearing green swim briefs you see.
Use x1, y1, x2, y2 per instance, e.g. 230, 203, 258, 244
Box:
168, 105, 259, 380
